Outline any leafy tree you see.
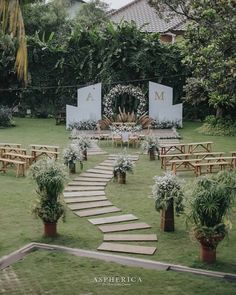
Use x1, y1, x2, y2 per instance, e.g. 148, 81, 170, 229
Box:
149, 0, 236, 118
74, 0, 109, 29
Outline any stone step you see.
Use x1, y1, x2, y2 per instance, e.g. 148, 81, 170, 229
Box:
94, 166, 114, 171
68, 200, 113, 210
103, 234, 158, 242
97, 242, 156, 255
64, 196, 107, 203
88, 152, 107, 155
74, 177, 109, 182
68, 181, 106, 186
99, 163, 115, 167
88, 214, 138, 225
64, 186, 105, 191
86, 169, 113, 175
79, 173, 112, 179
98, 222, 151, 233
63, 191, 105, 198
75, 206, 121, 217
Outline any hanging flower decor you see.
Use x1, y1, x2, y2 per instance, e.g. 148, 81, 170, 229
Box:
103, 84, 147, 119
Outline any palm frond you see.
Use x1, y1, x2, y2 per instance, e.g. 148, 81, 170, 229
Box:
0, 0, 28, 84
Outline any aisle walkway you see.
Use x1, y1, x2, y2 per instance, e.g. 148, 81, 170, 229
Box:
63, 154, 157, 255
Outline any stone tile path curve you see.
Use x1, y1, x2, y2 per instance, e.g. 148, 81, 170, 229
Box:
64, 152, 158, 255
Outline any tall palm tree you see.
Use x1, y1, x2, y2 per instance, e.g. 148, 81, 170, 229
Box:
0, 0, 38, 84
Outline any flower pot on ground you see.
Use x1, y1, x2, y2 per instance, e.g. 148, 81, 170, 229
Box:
187, 170, 236, 263
113, 151, 134, 185
118, 171, 126, 184
30, 158, 68, 237
63, 143, 83, 174
152, 172, 184, 232
72, 135, 91, 161
141, 136, 159, 160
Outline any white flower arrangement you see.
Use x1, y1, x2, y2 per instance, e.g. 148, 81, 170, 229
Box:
110, 124, 142, 135
72, 135, 92, 150
113, 154, 134, 174
63, 144, 83, 165
152, 172, 184, 214
141, 136, 159, 152
103, 84, 147, 119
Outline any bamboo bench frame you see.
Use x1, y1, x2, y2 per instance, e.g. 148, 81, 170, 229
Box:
30, 144, 59, 161
193, 162, 230, 176
3, 153, 33, 167
0, 157, 26, 177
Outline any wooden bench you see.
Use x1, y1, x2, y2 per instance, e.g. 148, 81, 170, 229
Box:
55, 112, 66, 125
205, 157, 236, 168
231, 151, 236, 157
193, 162, 230, 176
0, 147, 27, 157
187, 141, 213, 153
0, 143, 21, 148
3, 153, 34, 167
159, 141, 213, 155
160, 153, 191, 169
0, 157, 26, 177
30, 144, 59, 161
169, 159, 202, 175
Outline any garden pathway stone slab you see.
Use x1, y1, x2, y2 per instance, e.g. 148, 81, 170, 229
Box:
68, 200, 113, 210
94, 166, 114, 171
75, 206, 121, 217
64, 186, 105, 191
88, 214, 138, 225
63, 191, 105, 198
68, 181, 106, 186
74, 177, 110, 182
97, 243, 156, 255
103, 234, 158, 242
98, 163, 115, 167
98, 222, 151, 233
64, 196, 107, 203
78, 173, 112, 179
86, 169, 113, 175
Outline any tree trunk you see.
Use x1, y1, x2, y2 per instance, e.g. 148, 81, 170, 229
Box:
149, 147, 156, 161
216, 106, 223, 118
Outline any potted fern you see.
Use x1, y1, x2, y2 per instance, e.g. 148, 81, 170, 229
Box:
141, 136, 159, 160
30, 158, 68, 237
187, 171, 236, 263
63, 143, 83, 173
113, 153, 134, 184
152, 172, 184, 232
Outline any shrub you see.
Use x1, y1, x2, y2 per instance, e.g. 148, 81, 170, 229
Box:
68, 120, 97, 130
151, 119, 182, 129
0, 106, 14, 127
198, 115, 236, 136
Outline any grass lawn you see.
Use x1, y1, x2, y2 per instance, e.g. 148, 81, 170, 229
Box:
0, 118, 235, 294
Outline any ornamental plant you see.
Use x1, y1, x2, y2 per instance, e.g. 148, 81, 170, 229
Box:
141, 136, 159, 152
29, 158, 68, 235
113, 154, 134, 174
73, 135, 92, 150
63, 144, 83, 167
152, 172, 184, 215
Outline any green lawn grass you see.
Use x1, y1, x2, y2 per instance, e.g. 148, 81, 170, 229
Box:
0, 118, 235, 294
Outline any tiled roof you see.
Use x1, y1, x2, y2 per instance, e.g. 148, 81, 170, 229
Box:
108, 0, 186, 33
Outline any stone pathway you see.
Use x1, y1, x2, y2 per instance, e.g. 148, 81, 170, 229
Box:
87, 140, 107, 155
63, 154, 157, 255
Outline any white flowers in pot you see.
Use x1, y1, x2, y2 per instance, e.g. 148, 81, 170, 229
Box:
113, 152, 134, 184
63, 143, 83, 173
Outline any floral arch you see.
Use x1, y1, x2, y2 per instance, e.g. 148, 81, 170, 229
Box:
103, 84, 147, 119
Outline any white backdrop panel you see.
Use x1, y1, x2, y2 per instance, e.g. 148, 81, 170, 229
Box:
66, 105, 80, 129
148, 81, 182, 125
77, 83, 102, 121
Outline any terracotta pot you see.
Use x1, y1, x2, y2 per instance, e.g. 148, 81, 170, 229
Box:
69, 162, 76, 174
160, 200, 174, 232
118, 172, 126, 184
149, 147, 156, 161
44, 223, 57, 237
83, 149, 87, 161
195, 232, 225, 264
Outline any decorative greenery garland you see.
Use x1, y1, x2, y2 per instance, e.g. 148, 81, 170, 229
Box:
103, 84, 147, 119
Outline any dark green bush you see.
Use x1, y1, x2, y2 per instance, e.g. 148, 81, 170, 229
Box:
0, 106, 14, 127
197, 115, 236, 136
